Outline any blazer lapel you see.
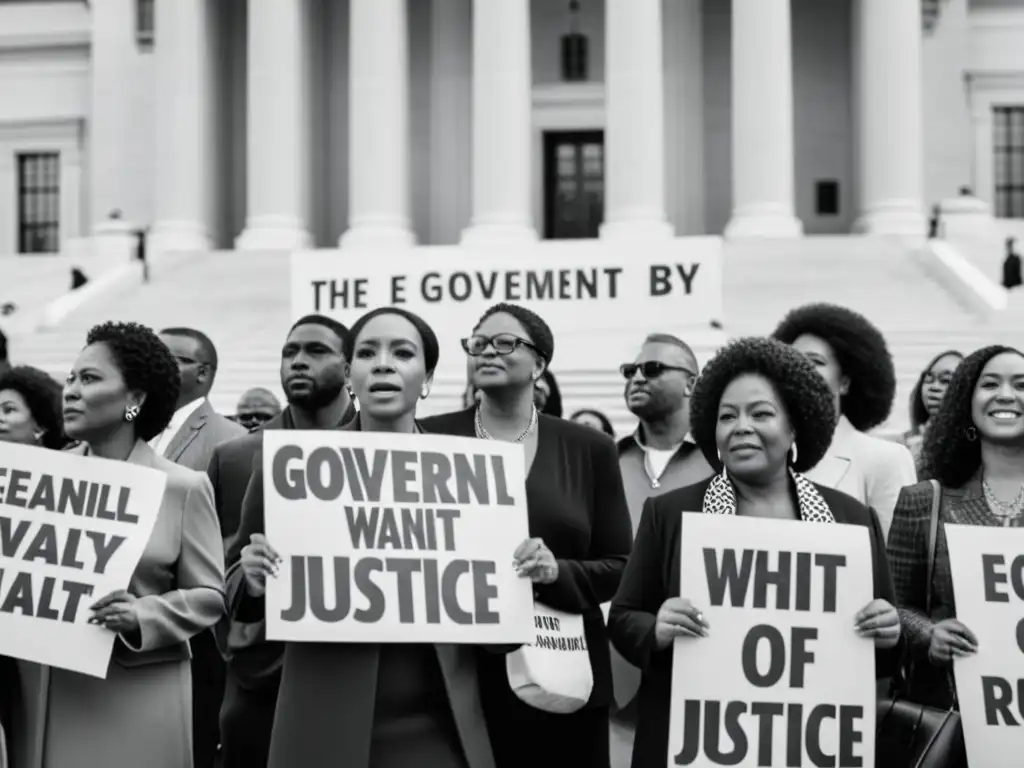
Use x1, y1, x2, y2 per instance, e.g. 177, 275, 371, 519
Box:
164, 401, 210, 462
804, 416, 854, 490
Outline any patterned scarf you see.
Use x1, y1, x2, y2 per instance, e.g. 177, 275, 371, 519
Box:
702, 470, 835, 524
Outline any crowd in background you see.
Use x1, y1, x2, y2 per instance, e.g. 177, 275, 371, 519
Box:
0, 299, 1020, 768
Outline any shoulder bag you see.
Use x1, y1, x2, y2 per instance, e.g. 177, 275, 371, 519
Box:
875, 480, 967, 768
506, 602, 594, 714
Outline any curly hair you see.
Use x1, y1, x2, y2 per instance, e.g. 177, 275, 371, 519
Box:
922, 345, 1024, 488
772, 303, 895, 431
474, 303, 555, 364
0, 365, 66, 449
909, 349, 964, 431
689, 337, 838, 473
85, 321, 181, 441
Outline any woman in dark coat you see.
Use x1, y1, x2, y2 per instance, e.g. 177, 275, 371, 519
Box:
888, 345, 1024, 709
425, 302, 633, 768
230, 307, 521, 768
608, 337, 902, 767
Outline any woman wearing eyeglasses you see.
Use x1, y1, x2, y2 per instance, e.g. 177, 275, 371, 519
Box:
424, 302, 633, 768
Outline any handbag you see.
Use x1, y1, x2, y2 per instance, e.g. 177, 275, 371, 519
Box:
506, 602, 594, 714
875, 479, 968, 768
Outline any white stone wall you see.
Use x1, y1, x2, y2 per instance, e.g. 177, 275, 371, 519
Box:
2, 0, 1024, 257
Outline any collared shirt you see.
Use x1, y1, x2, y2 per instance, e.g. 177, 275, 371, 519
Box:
616, 426, 714, 534
150, 397, 206, 457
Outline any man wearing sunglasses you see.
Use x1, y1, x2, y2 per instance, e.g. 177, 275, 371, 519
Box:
609, 332, 713, 768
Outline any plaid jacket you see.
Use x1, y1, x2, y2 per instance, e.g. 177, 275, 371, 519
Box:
887, 475, 1023, 707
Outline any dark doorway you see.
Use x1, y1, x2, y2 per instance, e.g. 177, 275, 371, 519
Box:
543, 130, 604, 239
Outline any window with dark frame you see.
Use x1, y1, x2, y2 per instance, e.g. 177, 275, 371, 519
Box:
17, 153, 61, 255
993, 106, 1024, 219
136, 0, 154, 47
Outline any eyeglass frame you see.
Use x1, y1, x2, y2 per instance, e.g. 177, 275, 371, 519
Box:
461, 334, 540, 357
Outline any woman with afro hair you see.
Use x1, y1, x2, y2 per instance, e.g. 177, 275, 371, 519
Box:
772, 302, 916, 538
888, 344, 1024, 710
11, 321, 225, 768
608, 337, 901, 768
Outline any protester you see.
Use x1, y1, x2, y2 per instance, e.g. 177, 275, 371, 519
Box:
888, 344, 1024, 708
608, 337, 901, 768
427, 302, 632, 768
611, 333, 713, 767
11, 321, 225, 768
234, 386, 282, 432
569, 408, 615, 437
156, 327, 246, 470
0, 365, 65, 449
210, 314, 355, 768
773, 302, 916, 536
903, 350, 963, 475
153, 326, 244, 768
228, 307, 502, 768
0, 366, 64, 763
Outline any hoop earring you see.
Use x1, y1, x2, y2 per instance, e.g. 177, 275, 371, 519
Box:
965, 426, 977, 442
790, 443, 798, 465
125, 404, 140, 423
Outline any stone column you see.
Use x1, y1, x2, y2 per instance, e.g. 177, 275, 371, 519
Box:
725, 0, 802, 238
236, 0, 313, 251
340, 0, 414, 249
853, 0, 926, 236
601, 0, 673, 240
461, 0, 536, 245
149, 0, 213, 254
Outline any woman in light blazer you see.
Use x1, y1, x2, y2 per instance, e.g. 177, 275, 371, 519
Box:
773, 303, 917, 538
13, 321, 225, 768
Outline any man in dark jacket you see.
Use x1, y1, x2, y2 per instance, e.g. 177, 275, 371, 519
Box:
208, 314, 355, 768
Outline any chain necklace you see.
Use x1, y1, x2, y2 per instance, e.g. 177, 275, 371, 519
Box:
982, 479, 1024, 526
474, 405, 537, 443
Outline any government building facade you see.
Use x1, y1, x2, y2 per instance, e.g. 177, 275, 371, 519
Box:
1, 0, 1023, 259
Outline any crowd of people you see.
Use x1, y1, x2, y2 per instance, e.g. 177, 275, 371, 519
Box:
0, 298, 1020, 768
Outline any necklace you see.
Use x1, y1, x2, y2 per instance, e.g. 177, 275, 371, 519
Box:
982, 479, 1024, 525
475, 405, 537, 443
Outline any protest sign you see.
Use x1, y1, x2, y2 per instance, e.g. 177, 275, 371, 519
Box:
262, 430, 535, 644
946, 523, 1024, 768
0, 443, 166, 678
290, 239, 724, 383
669, 514, 875, 768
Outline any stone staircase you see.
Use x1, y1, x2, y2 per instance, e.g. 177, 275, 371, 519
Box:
8, 237, 1017, 438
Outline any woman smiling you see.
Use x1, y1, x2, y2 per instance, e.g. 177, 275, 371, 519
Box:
888, 345, 1024, 709
608, 337, 900, 768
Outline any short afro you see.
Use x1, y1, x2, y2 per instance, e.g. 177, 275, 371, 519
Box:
474, 303, 554, 364
85, 321, 181, 442
921, 345, 1024, 488
0, 365, 66, 449
689, 337, 838, 473
772, 303, 895, 431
